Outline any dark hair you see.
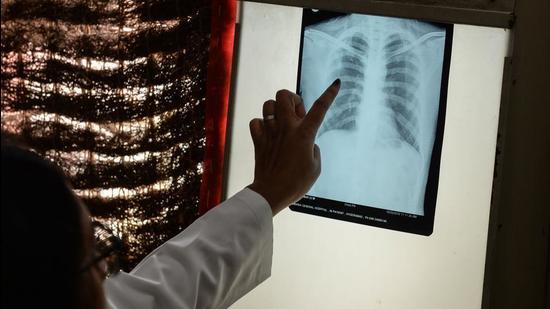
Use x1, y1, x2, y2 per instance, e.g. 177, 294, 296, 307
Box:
1, 141, 84, 308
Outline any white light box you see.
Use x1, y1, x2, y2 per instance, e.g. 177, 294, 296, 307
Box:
226, 2, 510, 309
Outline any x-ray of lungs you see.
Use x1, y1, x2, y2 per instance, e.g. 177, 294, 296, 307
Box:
292, 9, 453, 235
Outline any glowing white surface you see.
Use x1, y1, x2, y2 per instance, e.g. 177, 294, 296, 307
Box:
226, 3, 510, 309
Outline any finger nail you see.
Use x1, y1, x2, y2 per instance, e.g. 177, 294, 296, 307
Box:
332, 78, 341, 87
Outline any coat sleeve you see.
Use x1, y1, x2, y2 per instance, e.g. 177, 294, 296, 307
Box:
104, 188, 274, 309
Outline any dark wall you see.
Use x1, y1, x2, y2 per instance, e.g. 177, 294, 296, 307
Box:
484, 0, 550, 308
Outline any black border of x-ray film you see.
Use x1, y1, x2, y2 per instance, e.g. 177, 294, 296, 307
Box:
290, 8, 454, 236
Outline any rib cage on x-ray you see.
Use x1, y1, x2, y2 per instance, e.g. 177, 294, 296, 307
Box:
383, 34, 421, 152
300, 14, 446, 215
316, 26, 424, 152
317, 31, 368, 136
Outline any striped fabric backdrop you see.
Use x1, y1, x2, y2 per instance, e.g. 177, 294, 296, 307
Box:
0, 0, 226, 270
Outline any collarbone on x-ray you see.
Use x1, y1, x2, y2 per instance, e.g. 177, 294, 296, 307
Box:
301, 13, 446, 215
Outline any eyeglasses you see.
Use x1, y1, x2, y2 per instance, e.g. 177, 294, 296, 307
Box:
80, 221, 124, 277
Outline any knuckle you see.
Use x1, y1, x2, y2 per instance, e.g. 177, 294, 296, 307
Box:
263, 101, 275, 114
291, 93, 302, 105
276, 89, 291, 100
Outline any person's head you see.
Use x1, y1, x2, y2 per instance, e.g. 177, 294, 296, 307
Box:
1, 141, 106, 309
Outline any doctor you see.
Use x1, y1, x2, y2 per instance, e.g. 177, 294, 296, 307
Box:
1, 80, 340, 309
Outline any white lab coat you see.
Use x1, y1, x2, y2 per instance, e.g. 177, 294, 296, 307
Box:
104, 188, 273, 309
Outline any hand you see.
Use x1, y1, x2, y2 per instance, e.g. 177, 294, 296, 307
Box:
248, 79, 341, 215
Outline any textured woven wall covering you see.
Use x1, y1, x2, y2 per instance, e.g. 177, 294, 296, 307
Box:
1, 0, 211, 270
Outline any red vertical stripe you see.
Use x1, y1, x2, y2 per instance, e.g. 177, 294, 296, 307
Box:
199, 0, 237, 214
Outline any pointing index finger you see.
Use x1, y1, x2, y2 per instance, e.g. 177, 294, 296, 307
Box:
302, 79, 341, 136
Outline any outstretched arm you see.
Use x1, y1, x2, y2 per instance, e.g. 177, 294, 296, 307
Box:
104, 80, 340, 309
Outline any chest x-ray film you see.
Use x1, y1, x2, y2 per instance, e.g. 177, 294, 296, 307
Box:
290, 9, 453, 235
